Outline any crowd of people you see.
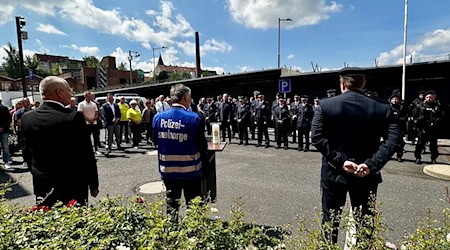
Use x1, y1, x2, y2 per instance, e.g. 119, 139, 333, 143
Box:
0, 83, 445, 172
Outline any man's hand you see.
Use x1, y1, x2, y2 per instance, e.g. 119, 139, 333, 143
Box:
355, 163, 370, 177
90, 188, 99, 197
342, 160, 357, 174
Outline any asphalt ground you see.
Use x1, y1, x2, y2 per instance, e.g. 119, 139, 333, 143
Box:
1, 129, 450, 245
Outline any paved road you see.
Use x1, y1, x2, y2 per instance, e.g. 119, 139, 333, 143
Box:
1, 133, 450, 244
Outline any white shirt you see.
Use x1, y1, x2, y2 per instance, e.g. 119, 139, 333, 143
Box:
108, 101, 116, 117
78, 100, 98, 125
155, 100, 170, 113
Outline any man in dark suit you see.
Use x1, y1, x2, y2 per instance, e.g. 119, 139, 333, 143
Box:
21, 76, 99, 207
101, 93, 122, 154
311, 68, 400, 243
236, 96, 251, 145
218, 93, 235, 142
273, 95, 290, 149
296, 95, 314, 152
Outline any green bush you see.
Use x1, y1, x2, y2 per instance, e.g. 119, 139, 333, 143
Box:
1, 181, 450, 249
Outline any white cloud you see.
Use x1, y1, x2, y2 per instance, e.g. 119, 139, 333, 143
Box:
111, 47, 130, 68
142, 42, 151, 49
239, 65, 254, 72
226, 0, 342, 29
36, 23, 67, 36
377, 28, 450, 66
177, 39, 232, 57
287, 54, 294, 60
35, 39, 50, 54
61, 44, 100, 56
204, 66, 225, 75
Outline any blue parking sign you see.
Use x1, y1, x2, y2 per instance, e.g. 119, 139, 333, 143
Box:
278, 79, 291, 93
29, 69, 34, 80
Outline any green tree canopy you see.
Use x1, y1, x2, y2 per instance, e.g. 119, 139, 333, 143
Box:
83, 55, 99, 67
118, 62, 127, 71
1, 43, 43, 78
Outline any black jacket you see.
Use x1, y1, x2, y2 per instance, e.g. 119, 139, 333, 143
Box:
101, 102, 121, 126
21, 102, 99, 206
0, 104, 11, 133
311, 90, 400, 185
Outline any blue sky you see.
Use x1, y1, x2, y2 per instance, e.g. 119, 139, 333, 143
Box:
1, 0, 449, 74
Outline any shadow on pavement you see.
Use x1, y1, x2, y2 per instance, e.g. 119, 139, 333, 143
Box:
0, 171, 31, 200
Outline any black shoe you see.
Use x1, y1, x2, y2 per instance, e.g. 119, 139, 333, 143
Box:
244, 141, 249, 145
415, 158, 422, 164
277, 145, 281, 149
238, 141, 243, 145
256, 144, 261, 147
431, 159, 437, 164
397, 157, 403, 162
304, 148, 308, 152
297, 148, 303, 151
284, 146, 288, 150
265, 144, 270, 148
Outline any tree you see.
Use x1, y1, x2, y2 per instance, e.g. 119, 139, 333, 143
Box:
83, 55, 99, 67
1, 42, 22, 78
156, 71, 169, 81
118, 62, 127, 71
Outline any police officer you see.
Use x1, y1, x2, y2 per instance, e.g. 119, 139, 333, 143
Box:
152, 84, 207, 216
271, 93, 280, 142
389, 94, 408, 162
414, 90, 443, 164
408, 90, 425, 144
273, 95, 290, 149
255, 94, 270, 148
325, 89, 337, 98
218, 93, 235, 142
296, 95, 314, 152
236, 96, 251, 145
290, 94, 301, 143
203, 97, 217, 135
249, 91, 260, 140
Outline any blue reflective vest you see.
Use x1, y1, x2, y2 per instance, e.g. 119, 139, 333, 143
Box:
153, 105, 202, 180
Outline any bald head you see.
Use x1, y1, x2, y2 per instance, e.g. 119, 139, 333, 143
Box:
39, 76, 72, 106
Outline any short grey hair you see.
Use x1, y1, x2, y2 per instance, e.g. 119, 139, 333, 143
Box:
170, 84, 191, 103
39, 76, 69, 99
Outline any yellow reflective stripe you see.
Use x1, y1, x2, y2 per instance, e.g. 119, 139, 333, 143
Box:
160, 163, 202, 173
159, 152, 200, 162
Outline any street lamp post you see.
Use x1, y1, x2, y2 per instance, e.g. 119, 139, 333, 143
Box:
128, 50, 140, 86
15, 16, 28, 97
278, 18, 292, 68
152, 46, 167, 78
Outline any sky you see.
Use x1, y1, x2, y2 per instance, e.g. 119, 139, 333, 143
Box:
0, 0, 449, 75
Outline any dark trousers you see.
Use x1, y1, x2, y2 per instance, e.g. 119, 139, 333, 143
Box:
414, 132, 438, 160
144, 123, 153, 141
119, 121, 130, 142
257, 122, 269, 145
250, 119, 256, 139
276, 125, 288, 147
130, 123, 141, 147
291, 122, 297, 143
297, 128, 310, 149
205, 119, 214, 135
238, 123, 249, 143
221, 121, 232, 142
163, 176, 202, 214
105, 123, 120, 149
86, 124, 100, 151
397, 137, 405, 158
321, 178, 378, 244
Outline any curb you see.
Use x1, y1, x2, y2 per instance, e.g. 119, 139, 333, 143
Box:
423, 164, 450, 181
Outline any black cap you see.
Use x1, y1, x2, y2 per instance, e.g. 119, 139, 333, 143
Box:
301, 95, 309, 99
424, 90, 436, 96
326, 89, 336, 94
392, 89, 401, 95
253, 90, 260, 96
339, 67, 365, 76
418, 90, 425, 95
294, 94, 300, 97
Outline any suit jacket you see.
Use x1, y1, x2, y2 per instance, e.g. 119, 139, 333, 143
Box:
21, 102, 99, 206
255, 100, 270, 124
101, 101, 121, 126
296, 103, 314, 129
311, 90, 400, 185
273, 104, 290, 129
218, 101, 235, 122
236, 104, 250, 125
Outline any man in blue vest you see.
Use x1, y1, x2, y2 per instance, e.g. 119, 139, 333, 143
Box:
153, 84, 207, 216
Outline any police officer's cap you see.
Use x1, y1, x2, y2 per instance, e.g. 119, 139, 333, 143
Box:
238, 96, 245, 101
277, 93, 284, 99
326, 89, 336, 94
294, 94, 300, 97
253, 90, 260, 96
301, 95, 309, 99
418, 90, 426, 95
339, 67, 365, 77
424, 90, 436, 96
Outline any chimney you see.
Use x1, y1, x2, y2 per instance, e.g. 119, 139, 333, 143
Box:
195, 31, 201, 78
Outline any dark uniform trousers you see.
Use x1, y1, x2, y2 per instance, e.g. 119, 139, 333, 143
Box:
297, 127, 310, 150
257, 123, 269, 145
321, 178, 379, 243
414, 130, 439, 160
163, 176, 202, 214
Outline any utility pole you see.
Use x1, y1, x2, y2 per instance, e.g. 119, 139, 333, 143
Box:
16, 16, 27, 97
